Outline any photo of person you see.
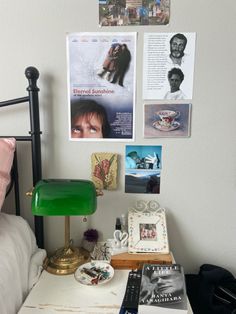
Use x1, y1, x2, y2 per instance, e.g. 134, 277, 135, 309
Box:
139, 265, 185, 306
125, 151, 141, 169
67, 32, 136, 141
125, 145, 162, 194
97, 43, 131, 87
168, 33, 188, 67
71, 99, 110, 138
143, 32, 196, 100
140, 224, 157, 241
97, 43, 122, 82
164, 68, 186, 100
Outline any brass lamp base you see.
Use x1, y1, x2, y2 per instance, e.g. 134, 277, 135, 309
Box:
44, 246, 90, 275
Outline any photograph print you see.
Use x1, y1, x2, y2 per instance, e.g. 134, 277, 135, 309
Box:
144, 103, 191, 138
67, 32, 136, 141
99, 0, 170, 27
125, 145, 162, 194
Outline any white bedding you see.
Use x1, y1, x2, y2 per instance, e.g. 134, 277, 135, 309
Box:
0, 213, 46, 314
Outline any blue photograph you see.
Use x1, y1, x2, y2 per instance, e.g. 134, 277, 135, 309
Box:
125, 145, 162, 194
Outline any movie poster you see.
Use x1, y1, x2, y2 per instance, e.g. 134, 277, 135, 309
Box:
67, 32, 136, 141
143, 32, 196, 100
99, 0, 170, 27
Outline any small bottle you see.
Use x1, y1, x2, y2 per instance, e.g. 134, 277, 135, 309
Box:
115, 217, 121, 230
120, 214, 127, 232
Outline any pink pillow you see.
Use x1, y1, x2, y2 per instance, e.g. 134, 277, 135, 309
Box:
0, 138, 16, 210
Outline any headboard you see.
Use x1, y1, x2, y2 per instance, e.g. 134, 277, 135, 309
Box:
0, 67, 44, 249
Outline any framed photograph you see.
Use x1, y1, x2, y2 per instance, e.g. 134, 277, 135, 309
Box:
128, 200, 169, 253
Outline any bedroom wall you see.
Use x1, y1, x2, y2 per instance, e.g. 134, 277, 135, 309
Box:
0, 0, 236, 274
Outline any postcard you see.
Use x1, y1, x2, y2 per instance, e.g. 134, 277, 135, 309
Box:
144, 103, 191, 138
125, 145, 162, 194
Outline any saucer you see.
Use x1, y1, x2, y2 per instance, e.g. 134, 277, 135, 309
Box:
153, 120, 180, 132
74, 261, 114, 286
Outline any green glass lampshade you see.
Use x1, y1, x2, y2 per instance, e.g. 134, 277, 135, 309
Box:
32, 179, 97, 216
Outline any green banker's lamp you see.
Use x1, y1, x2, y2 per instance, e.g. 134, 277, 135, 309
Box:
32, 179, 97, 275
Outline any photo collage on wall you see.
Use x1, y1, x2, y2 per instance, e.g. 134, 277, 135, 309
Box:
65, 1, 197, 194
99, 0, 170, 27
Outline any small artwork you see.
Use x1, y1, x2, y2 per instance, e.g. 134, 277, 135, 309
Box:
128, 200, 169, 253
99, 0, 170, 27
144, 103, 191, 138
91, 153, 118, 190
125, 145, 162, 194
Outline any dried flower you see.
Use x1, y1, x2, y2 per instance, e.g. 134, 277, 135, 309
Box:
83, 229, 99, 242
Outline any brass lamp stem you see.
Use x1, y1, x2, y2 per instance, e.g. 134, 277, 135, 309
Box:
44, 215, 90, 275
65, 216, 70, 248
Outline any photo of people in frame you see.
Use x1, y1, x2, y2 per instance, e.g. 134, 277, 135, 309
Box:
140, 223, 157, 241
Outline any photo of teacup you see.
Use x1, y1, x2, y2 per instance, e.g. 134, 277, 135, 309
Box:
155, 110, 180, 129
144, 103, 191, 138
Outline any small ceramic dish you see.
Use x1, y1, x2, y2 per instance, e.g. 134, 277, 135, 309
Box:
74, 261, 114, 286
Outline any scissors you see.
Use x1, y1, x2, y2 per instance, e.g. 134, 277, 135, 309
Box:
113, 230, 129, 247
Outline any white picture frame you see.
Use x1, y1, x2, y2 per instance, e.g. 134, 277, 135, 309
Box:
128, 200, 169, 253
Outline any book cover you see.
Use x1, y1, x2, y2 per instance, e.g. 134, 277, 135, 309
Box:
138, 264, 188, 313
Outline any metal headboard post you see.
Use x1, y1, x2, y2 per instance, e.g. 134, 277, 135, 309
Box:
0, 67, 44, 249
25, 67, 44, 249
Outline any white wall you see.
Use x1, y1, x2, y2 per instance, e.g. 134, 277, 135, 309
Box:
1, 0, 236, 274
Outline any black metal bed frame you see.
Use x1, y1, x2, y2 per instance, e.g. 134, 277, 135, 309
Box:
0, 67, 44, 249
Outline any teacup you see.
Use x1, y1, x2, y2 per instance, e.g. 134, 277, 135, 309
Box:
156, 110, 180, 128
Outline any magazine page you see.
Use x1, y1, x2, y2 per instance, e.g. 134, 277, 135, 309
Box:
138, 264, 188, 313
67, 32, 136, 141
143, 32, 196, 100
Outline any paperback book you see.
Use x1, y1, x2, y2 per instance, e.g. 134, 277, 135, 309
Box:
138, 264, 188, 313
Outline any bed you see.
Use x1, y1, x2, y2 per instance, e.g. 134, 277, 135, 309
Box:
0, 67, 46, 314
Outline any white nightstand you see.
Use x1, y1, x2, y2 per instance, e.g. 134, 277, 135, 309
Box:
19, 269, 193, 314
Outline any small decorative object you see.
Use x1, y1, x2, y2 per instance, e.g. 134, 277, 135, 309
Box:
113, 230, 129, 248
82, 229, 99, 252
91, 242, 111, 261
91, 153, 118, 190
74, 261, 114, 286
128, 200, 169, 254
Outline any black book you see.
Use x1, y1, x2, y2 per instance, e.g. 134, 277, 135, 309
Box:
138, 264, 188, 313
